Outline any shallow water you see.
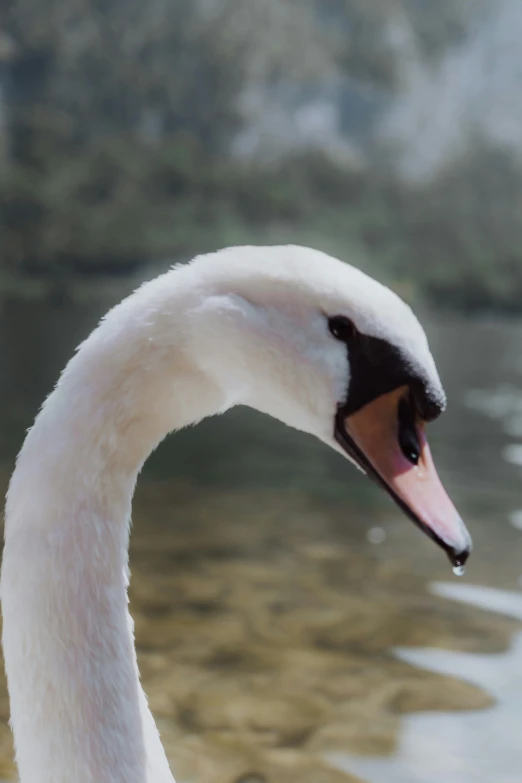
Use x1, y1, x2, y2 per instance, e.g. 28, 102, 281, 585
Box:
330, 584, 522, 783
0, 292, 522, 782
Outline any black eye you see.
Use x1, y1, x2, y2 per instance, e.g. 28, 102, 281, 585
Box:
328, 316, 357, 342
398, 395, 421, 465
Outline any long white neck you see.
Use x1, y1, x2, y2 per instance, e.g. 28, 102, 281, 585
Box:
1, 271, 238, 783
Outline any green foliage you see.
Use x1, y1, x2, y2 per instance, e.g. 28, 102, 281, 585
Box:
1, 0, 520, 312
2, 0, 245, 149
360, 147, 522, 312
3, 134, 522, 312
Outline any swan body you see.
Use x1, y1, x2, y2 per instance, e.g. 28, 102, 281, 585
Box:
1, 245, 472, 782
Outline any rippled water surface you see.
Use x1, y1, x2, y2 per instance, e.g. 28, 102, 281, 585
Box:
1, 292, 522, 782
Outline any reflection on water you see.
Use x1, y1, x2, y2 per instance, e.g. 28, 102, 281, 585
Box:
509, 510, 522, 531
466, 385, 522, 440
1, 295, 522, 781
329, 584, 522, 783
504, 444, 522, 467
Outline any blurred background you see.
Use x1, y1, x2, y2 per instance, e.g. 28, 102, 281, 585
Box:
1, 1, 522, 781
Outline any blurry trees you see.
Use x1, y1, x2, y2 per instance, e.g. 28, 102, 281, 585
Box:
0, 0, 247, 274
0, 0, 521, 311
0, 0, 337, 275
3, 0, 242, 151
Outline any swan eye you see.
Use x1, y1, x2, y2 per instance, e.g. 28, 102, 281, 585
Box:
328, 316, 357, 342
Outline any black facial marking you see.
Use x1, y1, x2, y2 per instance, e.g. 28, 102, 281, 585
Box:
328, 316, 465, 567
327, 316, 445, 421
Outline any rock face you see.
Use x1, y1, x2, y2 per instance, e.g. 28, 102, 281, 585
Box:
379, 0, 522, 182
224, 0, 522, 182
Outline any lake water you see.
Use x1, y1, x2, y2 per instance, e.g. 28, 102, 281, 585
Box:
0, 288, 521, 783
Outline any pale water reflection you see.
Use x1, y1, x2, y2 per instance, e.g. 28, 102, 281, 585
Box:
508, 510, 522, 531
328, 583, 522, 783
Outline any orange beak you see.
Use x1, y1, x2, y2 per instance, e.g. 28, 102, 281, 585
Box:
335, 386, 472, 567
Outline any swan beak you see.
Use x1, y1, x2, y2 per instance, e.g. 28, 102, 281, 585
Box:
336, 388, 472, 568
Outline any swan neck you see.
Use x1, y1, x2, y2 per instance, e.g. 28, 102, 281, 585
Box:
1, 281, 228, 783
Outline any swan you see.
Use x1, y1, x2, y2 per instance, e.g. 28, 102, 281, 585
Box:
1, 245, 472, 783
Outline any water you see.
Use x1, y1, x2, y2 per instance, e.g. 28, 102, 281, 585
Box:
329, 583, 522, 783
0, 292, 522, 782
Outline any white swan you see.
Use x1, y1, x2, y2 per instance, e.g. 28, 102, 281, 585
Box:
1, 245, 472, 783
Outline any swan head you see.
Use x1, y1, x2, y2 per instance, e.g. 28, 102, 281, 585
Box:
187, 245, 472, 568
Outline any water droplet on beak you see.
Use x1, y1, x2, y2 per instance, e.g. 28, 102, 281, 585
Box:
453, 565, 465, 577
